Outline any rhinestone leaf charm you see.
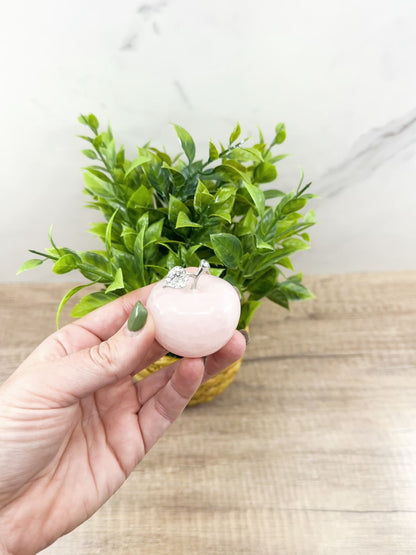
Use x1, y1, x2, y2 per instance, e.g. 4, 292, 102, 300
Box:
164, 266, 190, 289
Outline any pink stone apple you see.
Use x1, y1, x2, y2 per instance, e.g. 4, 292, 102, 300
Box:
146, 271, 241, 358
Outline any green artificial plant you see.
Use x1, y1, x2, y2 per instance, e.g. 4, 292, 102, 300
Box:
19, 114, 316, 328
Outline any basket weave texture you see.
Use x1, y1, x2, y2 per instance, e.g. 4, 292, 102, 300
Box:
134, 355, 242, 406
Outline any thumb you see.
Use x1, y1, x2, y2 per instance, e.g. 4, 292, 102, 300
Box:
28, 301, 156, 404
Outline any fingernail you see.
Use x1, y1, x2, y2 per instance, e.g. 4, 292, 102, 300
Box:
127, 301, 148, 332
238, 329, 250, 345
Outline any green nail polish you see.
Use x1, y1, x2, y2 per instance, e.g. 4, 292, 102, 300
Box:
127, 301, 148, 332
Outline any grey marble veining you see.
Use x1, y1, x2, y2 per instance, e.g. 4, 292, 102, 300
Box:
318, 108, 416, 198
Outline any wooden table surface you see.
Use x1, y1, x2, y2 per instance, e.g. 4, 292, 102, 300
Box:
1, 272, 416, 554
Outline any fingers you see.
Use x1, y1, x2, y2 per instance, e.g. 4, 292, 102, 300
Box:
135, 328, 247, 402
203, 329, 247, 383
137, 358, 204, 453
134, 329, 247, 453
135, 329, 247, 405
17, 306, 160, 405
25, 284, 161, 367
71, 284, 157, 341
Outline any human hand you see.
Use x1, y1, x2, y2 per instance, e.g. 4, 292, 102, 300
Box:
0, 284, 246, 555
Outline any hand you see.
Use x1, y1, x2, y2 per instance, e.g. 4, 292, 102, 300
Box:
0, 284, 246, 555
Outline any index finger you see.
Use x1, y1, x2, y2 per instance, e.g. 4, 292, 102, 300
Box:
22, 283, 159, 365
71, 283, 156, 341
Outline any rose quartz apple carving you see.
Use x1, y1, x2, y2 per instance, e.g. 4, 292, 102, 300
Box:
146, 261, 241, 358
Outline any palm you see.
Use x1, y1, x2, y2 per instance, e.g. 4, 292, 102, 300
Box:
43, 377, 145, 528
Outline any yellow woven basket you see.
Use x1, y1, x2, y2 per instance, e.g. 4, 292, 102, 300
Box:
134, 355, 243, 406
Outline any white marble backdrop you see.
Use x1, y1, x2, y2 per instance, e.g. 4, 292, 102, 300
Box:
1, 0, 415, 282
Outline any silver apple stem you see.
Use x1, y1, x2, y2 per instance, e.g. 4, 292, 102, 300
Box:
190, 259, 210, 289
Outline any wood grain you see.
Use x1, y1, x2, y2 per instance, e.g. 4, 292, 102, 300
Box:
1, 273, 416, 554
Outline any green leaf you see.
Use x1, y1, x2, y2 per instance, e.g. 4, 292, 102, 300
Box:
106, 268, 124, 293
48, 225, 61, 256
279, 280, 315, 301
282, 237, 310, 253
176, 211, 202, 228
84, 172, 114, 198
105, 209, 118, 261
257, 126, 265, 143
168, 194, 190, 223
103, 137, 116, 167
16, 258, 44, 275
153, 149, 173, 165
92, 134, 103, 149
282, 198, 307, 215
221, 160, 251, 184
78, 134, 94, 144
275, 192, 296, 216
234, 207, 257, 236
52, 253, 80, 274
144, 218, 164, 245
56, 282, 96, 329
88, 222, 108, 241
128, 185, 154, 209
78, 114, 89, 126
79, 114, 99, 133
209, 207, 232, 224
210, 233, 243, 269
88, 114, 99, 133
116, 145, 125, 166
182, 244, 203, 267
305, 209, 316, 224
208, 186, 235, 223
267, 286, 289, 309
238, 299, 261, 328
296, 168, 305, 192
194, 180, 213, 212
277, 257, 294, 270
269, 153, 290, 164
41, 247, 59, 258
71, 291, 118, 318
134, 213, 148, 286
172, 124, 195, 163
249, 266, 279, 297
273, 123, 286, 144
227, 147, 263, 163
82, 149, 98, 160
287, 273, 303, 282
274, 216, 303, 239
83, 167, 112, 183
229, 122, 241, 144
125, 154, 151, 177
215, 185, 235, 203
208, 141, 219, 161
254, 162, 277, 183
162, 163, 186, 189
207, 267, 223, 277
255, 237, 274, 251
166, 250, 181, 269
263, 189, 285, 199
244, 182, 265, 216
120, 226, 137, 252
78, 251, 113, 277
